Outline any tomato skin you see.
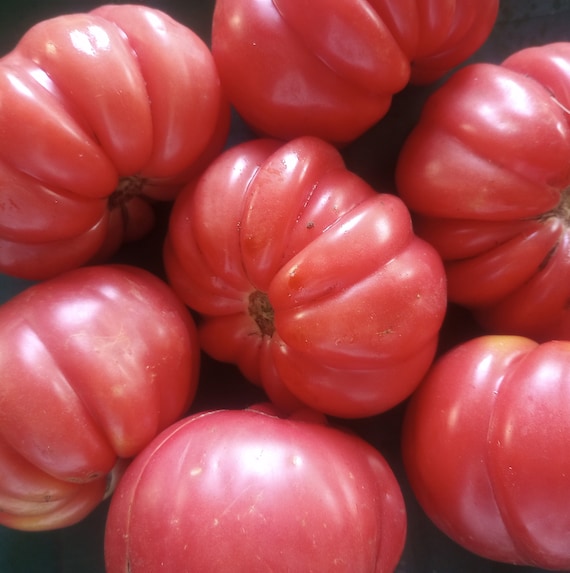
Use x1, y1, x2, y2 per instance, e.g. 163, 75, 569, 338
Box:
164, 136, 447, 418
402, 335, 570, 569
211, 0, 498, 144
104, 406, 406, 573
0, 4, 229, 280
0, 264, 200, 531
396, 43, 570, 341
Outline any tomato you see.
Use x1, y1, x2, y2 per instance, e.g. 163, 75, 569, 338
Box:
395, 42, 570, 341
163, 136, 447, 418
0, 264, 200, 531
401, 335, 570, 570
211, 0, 498, 144
0, 4, 229, 281
104, 404, 406, 573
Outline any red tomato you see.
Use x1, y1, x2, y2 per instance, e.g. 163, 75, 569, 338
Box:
164, 136, 447, 418
396, 42, 570, 341
104, 405, 406, 572
0, 4, 229, 280
0, 264, 200, 531
211, 0, 498, 144
402, 335, 570, 570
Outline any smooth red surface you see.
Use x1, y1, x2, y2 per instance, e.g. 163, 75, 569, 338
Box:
402, 335, 570, 570
396, 42, 570, 341
0, 4, 229, 280
164, 136, 447, 418
105, 406, 407, 572
211, 0, 498, 143
0, 265, 200, 531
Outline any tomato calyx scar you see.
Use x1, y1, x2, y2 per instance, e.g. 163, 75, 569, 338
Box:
540, 186, 570, 224
108, 176, 146, 211
248, 290, 275, 337
535, 187, 570, 270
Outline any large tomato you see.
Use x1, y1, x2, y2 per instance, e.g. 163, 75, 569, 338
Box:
402, 335, 570, 570
396, 42, 570, 341
211, 0, 498, 144
0, 264, 200, 531
0, 4, 229, 280
104, 404, 406, 573
164, 136, 447, 418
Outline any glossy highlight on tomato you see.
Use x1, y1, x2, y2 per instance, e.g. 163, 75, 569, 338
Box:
0, 264, 200, 531
211, 0, 498, 144
0, 4, 229, 280
104, 405, 407, 573
164, 135, 447, 418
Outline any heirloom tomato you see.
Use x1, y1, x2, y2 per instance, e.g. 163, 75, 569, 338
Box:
0, 264, 200, 531
104, 405, 406, 573
211, 0, 498, 144
396, 42, 570, 341
402, 335, 570, 570
0, 4, 229, 280
164, 136, 447, 418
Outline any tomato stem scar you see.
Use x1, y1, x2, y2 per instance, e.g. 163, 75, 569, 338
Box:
108, 176, 145, 211
248, 291, 275, 337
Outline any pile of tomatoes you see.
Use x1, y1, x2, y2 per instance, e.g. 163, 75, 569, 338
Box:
1, 1, 570, 572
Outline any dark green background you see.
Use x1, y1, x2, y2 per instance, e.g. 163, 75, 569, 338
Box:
0, 1, 569, 572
